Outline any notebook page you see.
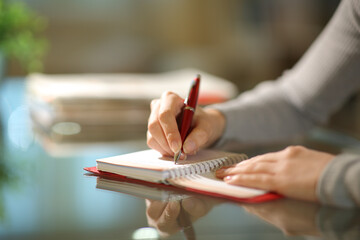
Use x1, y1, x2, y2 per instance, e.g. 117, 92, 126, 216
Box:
97, 149, 242, 172
97, 149, 171, 171
169, 172, 266, 199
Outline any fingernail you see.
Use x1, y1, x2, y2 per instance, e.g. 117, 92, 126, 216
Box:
183, 140, 196, 154
171, 140, 181, 153
224, 176, 232, 181
176, 152, 187, 161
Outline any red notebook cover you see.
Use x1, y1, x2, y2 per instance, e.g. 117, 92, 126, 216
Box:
84, 166, 282, 203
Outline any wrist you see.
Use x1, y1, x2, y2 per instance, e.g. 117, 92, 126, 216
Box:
204, 108, 226, 144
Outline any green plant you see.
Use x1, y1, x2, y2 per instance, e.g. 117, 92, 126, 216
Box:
0, 0, 48, 73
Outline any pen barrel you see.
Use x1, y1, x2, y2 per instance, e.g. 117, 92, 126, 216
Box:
179, 107, 195, 143
177, 75, 200, 150
186, 77, 200, 107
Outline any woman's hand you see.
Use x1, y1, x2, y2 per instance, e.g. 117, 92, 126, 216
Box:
145, 197, 218, 237
147, 91, 226, 157
216, 146, 335, 202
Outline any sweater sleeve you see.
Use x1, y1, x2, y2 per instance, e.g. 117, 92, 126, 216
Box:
210, 0, 360, 208
317, 153, 360, 208
210, 0, 360, 145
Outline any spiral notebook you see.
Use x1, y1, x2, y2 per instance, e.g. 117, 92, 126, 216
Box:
86, 149, 281, 202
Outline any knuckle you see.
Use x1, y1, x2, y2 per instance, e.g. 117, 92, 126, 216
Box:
147, 121, 158, 133
253, 164, 263, 172
161, 91, 175, 98
283, 145, 304, 157
150, 99, 159, 109
161, 91, 184, 105
251, 154, 267, 163
158, 110, 172, 123
166, 132, 177, 142
259, 174, 269, 183
146, 136, 155, 148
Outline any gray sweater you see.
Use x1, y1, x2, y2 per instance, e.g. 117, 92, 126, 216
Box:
212, 0, 360, 208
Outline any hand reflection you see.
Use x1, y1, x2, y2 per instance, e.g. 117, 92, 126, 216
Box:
243, 199, 321, 236
243, 199, 360, 239
145, 197, 219, 238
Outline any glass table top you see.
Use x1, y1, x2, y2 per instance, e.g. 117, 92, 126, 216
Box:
0, 78, 359, 240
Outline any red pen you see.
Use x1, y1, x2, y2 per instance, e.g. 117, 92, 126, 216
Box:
174, 74, 200, 164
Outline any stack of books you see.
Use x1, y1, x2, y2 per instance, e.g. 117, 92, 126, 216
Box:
26, 69, 238, 147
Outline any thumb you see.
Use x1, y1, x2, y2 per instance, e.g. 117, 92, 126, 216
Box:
183, 118, 212, 154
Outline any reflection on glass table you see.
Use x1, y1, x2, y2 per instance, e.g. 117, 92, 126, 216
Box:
94, 171, 360, 240
144, 197, 360, 240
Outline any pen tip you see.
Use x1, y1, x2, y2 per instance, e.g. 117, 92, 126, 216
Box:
174, 150, 181, 164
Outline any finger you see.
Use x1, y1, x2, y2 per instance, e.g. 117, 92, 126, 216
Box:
216, 149, 279, 174
146, 201, 168, 220
148, 105, 173, 155
147, 131, 173, 157
182, 198, 210, 219
216, 156, 276, 177
215, 152, 277, 171
182, 118, 211, 154
147, 131, 187, 160
158, 92, 184, 154
239, 153, 278, 166
150, 99, 160, 111
214, 165, 234, 179
156, 201, 181, 233
216, 162, 276, 178
224, 173, 275, 192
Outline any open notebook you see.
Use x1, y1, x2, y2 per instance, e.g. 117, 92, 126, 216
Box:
85, 149, 281, 202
